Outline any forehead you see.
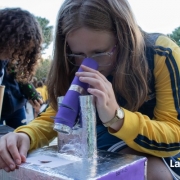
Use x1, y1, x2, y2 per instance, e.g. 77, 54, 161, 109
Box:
67, 27, 115, 51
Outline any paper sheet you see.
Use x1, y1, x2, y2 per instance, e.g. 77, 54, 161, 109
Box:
25, 155, 76, 168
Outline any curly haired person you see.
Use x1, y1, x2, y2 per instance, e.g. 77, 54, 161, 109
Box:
0, 8, 43, 128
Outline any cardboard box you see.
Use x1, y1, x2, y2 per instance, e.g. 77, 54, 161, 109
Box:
0, 146, 147, 180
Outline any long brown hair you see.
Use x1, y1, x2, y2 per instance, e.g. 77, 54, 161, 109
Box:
47, 0, 149, 111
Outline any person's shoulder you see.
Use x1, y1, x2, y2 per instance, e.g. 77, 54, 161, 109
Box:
145, 33, 179, 49
155, 35, 179, 50
152, 34, 180, 70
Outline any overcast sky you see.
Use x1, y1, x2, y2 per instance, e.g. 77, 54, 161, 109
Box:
1, 0, 180, 56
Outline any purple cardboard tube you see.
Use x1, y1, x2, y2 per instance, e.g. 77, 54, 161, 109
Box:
53, 58, 98, 133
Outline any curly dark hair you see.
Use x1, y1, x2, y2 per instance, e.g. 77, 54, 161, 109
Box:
0, 8, 43, 82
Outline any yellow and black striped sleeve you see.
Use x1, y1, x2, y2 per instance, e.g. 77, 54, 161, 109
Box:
110, 36, 180, 157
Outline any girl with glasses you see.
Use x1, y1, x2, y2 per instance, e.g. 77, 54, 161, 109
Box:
0, 1, 180, 179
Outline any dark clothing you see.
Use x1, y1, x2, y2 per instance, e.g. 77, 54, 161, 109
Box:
0, 60, 26, 128
0, 107, 26, 128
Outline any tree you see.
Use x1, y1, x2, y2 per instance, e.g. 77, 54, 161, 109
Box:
36, 17, 53, 52
35, 58, 51, 80
168, 27, 180, 46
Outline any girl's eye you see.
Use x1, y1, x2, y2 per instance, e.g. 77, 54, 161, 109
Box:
94, 51, 104, 54
73, 53, 84, 56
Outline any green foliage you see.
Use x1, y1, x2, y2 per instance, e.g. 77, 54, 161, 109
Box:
168, 27, 180, 46
36, 17, 53, 52
35, 59, 51, 80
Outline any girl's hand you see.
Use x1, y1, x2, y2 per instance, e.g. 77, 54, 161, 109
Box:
29, 99, 42, 118
76, 65, 119, 124
0, 132, 30, 172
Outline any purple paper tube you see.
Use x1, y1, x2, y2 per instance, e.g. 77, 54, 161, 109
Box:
54, 58, 98, 129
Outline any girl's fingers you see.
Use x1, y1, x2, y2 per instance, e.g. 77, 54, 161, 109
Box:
77, 70, 110, 90
77, 67, 112, 100
0, 155, 10, 171
79, 76, 108, 93
79, 65, 108, 82
0, 135, 20, 171
87, 88, 106, 105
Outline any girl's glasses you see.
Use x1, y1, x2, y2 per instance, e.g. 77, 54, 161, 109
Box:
67, 45, 116, 67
